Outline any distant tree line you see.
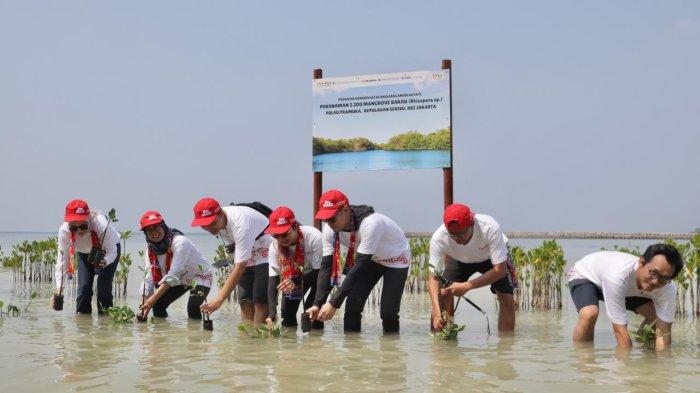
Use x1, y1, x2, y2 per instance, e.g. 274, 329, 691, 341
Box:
313, 128, 450, 154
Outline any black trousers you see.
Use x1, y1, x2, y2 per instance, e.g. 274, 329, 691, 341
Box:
280, 269, 323, 328
76, 244, 120, 314
343, 262, 408, 333
152, 284, 211, 319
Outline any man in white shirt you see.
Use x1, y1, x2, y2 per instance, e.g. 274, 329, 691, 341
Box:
193, 198, 272, 325
428, 203, 516, 332
310, 189, 411, 333
568, 244, 683, 349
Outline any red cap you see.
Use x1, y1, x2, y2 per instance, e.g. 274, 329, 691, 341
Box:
314, 189, 349, 220
64, 199, 90, 222
443, 203, 475, 232
139, 210, 164, 230
191, 198, 221, 227
265, 206, 297, 235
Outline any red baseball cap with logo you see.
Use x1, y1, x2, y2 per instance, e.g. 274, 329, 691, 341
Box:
139, 210, 164, 230
443, 203, 475, 232
191, 198, 222, 227
265, 206, 297, 235
314, 189, 349, 220
64, 199, 91, 222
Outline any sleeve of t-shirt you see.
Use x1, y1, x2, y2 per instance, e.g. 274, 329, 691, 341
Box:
309, 230, 323, 270
356, 216, 383, 255
428, 230, 446, 275
268, 242, 280, 277
161, 237, 192, 287
55, 226, 70, 290
653, 284, 677, 323
601, 276, 629, 325
233, 217, 256, 264
321, 224, 335, 257
486, 224, 509, 264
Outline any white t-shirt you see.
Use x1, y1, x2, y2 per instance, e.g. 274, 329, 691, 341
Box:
569, 251, 677, 325
321, 212, 411, 268
218, 205, 272, 266
55, 212, 121, 289
268, 225, 323, 277
140, 234, 214, 296
428, 214, 509, 275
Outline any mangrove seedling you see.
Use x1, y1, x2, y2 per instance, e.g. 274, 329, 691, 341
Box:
238, 320, 287, 338
631, 319, 658, 350
23, 291, 38, 313
430, 310, 466, 340
103, 305, 136, 325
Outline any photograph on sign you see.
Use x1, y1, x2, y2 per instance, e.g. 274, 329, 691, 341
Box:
312, 70, 451, 172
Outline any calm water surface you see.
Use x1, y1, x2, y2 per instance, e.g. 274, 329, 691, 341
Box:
313, 149, 450, 172
1, 233, 698, 392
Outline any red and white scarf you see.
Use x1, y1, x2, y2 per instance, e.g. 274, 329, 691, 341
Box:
278, 226, 305, 281
148, 233, 174, 284
67, 229, 100, 276
331, 218, 356, 286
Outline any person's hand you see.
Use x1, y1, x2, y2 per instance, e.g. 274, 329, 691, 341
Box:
265, 317, 274, 329
318, 302, 337, 321
441, 281, 471, 297
139, 298, 155, 319
200, 297, 224, 315
277, 278, 295, 293
305, 306, 320, 321
431, 310, 445, 331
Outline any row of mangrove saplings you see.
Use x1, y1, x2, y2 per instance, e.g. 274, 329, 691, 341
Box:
2, 234, 699, 316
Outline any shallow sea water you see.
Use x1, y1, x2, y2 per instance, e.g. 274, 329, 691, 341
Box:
1, 234, 698, 392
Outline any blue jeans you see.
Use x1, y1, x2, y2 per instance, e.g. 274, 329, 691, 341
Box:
76, 244, 120, 314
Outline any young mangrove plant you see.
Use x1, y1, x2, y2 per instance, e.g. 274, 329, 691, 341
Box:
429, 310, 466, 340
237, 321, 287, 338
510, 240, 566, 310
630, 319, 657, 350
102, 305, 136, 325
114, 230, 133, 299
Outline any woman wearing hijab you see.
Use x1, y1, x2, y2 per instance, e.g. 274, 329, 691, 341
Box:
137, 210, 214, 320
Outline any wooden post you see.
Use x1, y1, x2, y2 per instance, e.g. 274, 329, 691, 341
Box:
313, 68, 323, 229
442, 59, 453, 208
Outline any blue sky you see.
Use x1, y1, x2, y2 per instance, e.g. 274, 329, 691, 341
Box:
0, 1, 698, 233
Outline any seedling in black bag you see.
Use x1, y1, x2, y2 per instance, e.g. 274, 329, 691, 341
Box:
88, 208, 118, 268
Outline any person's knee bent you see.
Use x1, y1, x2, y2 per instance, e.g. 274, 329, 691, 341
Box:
578, 305, 599, 326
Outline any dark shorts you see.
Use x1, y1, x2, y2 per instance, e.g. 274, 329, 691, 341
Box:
237, 263, 269, 305
444, 258, 516, 295
568, 278, 652, 313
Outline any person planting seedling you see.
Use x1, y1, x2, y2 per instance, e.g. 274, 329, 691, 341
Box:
52, 200, 121, 314
427, 203, 516, 334
568, 244, 683, 350
194, 198, 273, 326
264, 206, 324, 333
310, 189, 411, 333
136, 211, 213, 321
